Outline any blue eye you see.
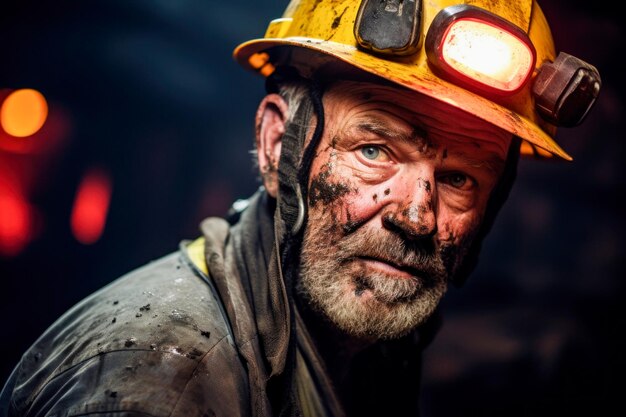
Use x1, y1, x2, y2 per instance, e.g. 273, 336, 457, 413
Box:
361, 146, 380, 160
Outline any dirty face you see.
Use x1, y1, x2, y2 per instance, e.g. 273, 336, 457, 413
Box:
298, 80, 512, 340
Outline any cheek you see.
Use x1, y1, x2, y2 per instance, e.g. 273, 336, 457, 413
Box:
435, 210, 482, 274
436, 209, 481, 246
334, 183, 395, 227
307, 151, 352, 208
308, 152, 390, 224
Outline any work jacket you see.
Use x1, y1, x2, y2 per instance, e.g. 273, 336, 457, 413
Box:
0, 190, 434, 417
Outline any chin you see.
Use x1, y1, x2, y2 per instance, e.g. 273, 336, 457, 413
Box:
302, 272, 447, 340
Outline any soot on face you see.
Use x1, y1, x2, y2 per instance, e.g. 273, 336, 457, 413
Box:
418, 178, 431, 193
308, 167, 352, 207
439, 243, 460, 277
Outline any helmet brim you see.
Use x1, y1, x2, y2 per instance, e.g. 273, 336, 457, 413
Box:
234, 38, 572, 161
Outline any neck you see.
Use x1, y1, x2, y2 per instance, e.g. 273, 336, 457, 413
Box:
295, 294, 376, 388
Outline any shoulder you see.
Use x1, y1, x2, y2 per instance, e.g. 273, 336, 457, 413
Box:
5, 248, 250, 417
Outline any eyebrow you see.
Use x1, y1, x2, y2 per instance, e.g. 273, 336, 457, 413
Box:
355, 118, 427, 145
453, 151, 507, 175
355, 118, 507, 174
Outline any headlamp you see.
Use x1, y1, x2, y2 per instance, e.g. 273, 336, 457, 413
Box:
425, 5, 536, 96
354, 2, 601, 128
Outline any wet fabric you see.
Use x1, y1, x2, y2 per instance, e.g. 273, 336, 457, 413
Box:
0, 189, 436, 417
0, 250, 250, 417
200, 190, 290, 416
0, 190, 284, 417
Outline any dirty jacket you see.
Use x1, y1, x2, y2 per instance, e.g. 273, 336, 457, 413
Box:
0, 190, 294, 417
0, 190, 432, 417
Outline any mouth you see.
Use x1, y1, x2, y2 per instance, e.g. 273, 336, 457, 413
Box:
355, 256, 423, 279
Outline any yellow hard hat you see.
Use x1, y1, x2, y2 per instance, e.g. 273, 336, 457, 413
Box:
234, 0, 601, 161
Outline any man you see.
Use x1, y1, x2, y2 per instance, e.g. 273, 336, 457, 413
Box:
0, 0, 601, 416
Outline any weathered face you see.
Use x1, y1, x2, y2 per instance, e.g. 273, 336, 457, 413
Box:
297, 80, 512, 340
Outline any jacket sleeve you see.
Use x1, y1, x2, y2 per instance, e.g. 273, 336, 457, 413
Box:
0, 251, 251, 417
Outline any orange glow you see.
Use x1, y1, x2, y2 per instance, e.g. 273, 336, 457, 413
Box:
248, 52, 275, 77
519, 141, 555, 158
520, 140, 534, 156
248, 52, 269, 69
70, 168, 112, 245
0, 100, 70, 155
0, 180, 33, 257
260, 62, 276, 77
1, 89, 49, 137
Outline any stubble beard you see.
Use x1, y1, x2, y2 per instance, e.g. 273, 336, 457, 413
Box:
298, 213, 456, 340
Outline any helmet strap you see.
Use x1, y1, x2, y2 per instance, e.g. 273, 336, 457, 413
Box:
273, 72, 326, 238
268, 71, 327, 417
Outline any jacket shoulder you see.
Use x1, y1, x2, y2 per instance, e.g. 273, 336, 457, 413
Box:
4, 249, 250, 417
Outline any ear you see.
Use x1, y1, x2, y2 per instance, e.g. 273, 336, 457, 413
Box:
255, 93, 288, 198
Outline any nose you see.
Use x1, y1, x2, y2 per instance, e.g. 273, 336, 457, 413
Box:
381, 177, 437, 241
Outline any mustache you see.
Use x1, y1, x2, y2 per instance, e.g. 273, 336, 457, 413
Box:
336, 227, 445, 283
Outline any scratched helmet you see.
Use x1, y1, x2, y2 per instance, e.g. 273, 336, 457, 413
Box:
234, 0, 601, 161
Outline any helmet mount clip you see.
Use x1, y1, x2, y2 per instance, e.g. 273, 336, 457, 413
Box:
355, 0, 424, 56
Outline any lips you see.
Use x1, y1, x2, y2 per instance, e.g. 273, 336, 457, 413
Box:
351, 256, 427, 304
356, 256, 424, 279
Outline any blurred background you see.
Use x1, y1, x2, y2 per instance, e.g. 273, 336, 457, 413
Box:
0, 0, 623, 416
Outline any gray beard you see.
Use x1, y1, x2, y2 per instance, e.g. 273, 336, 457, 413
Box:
297, 216, 451, 340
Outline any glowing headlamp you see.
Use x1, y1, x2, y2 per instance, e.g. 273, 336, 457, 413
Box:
348, 1, 601, 128
425, 5, 536, 96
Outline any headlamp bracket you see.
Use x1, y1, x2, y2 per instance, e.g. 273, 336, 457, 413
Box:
355, 0, 423, 56
532, 52, 602, 127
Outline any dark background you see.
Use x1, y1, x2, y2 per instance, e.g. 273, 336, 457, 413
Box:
0, 1, 623, 416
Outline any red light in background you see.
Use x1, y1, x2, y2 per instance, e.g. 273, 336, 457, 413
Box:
0, 88, 70, 256
70, 168, 112, 245
0, 90, 70, 156
0, 178, 33, 257
1, 89, 48, 138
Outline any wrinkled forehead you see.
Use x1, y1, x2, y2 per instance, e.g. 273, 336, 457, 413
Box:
323, 80, 513, 157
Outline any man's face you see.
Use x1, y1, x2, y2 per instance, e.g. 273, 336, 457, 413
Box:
297, 80, 512, 340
